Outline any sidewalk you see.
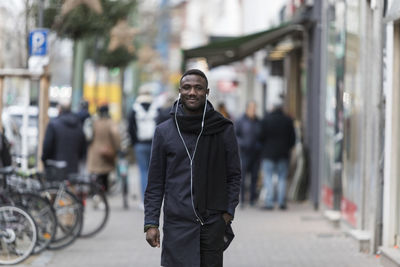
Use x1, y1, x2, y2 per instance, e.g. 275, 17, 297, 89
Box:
225, 204, 380, 267
19, 166, 381, 267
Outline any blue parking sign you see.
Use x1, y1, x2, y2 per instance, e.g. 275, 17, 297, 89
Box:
29, 29, 49, 56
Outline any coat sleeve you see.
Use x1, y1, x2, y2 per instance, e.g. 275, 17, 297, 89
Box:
41, 122, 55, 163
128, 110, 138, 146
223, 124, 242, 218
258, 115, 265, 143
110, 121, 121, 153
144, 126, 166, 226
79, 128, 87, 160
234, 117, 244, 148
288, 118, 296, 149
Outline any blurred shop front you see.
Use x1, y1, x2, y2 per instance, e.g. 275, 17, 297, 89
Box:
182, 1, 321, 207
182, 22, 306, 117
183, 0, 387, 256
380, 0, 400, 265
321, 0, 384, 255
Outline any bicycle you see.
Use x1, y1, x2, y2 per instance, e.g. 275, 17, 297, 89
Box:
8, 192, 56, 254
0, 205, 37, 265
37, 161, 83, 250
0, 167, 57, 254
43, 160, 109, 239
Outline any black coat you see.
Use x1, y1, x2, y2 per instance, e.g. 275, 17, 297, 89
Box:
259, 109, 296, 161
42, 112, 86, 175
235, 114, 262, 153
144, 104, 241, 267
76, 108, 90, 124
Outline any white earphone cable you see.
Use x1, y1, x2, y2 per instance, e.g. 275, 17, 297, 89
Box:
174, 95, 208, 225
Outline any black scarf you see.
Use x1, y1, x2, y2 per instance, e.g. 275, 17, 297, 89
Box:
173, 102, 232, 218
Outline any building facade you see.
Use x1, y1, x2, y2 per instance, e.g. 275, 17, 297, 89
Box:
181, 0, 392, 260
381, 0, 400, 265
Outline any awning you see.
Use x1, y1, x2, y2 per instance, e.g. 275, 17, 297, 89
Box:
182, 23, 305, 69
384, 0, 400, 22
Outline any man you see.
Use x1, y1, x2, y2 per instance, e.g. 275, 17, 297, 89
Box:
259, 100, 295, 210
235, 100, 261, 207
128, 84, 158, 208
144, 69, 241, 267
76, 100, 90, 124
76, 100, 91, 173
42, 100, 86, 177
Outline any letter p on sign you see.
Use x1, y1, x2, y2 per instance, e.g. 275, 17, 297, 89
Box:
29, 29, 49, 56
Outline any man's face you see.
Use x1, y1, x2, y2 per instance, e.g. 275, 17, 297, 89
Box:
246, 102, 256, 118
179, 74, 209, 115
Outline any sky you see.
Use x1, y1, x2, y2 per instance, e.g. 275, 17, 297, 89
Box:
242, 0, 286, 34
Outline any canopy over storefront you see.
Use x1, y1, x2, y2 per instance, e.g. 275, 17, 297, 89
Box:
384, 0, 400, 22
182, 23, 305, 69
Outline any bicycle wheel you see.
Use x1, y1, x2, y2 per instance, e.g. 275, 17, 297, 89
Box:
107, 172, 121, 196
10, 192, 57, 254
0, 205, 37, 265
72, 182, 109, 238
40, 187, 83, 250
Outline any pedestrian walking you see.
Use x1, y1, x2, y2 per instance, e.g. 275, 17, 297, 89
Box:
235, 100, 262, 207
259, 100, 295, 210
76, 100, 92, 174
87, 104, 120, 192
128, 84, 158, 208
42, 100, 86, 177
76, 100, 90, 124
144, 69, 241, 267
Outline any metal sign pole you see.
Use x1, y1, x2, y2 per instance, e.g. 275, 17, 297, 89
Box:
37, 69, 50, 172
21, 79, 30, 170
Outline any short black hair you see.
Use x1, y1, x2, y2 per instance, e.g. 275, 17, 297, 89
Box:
98, 104, 109, 116
80, 100, 89, 109
180, 69, 208, 87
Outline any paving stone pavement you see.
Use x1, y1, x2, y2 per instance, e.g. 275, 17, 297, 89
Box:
224, 204, 381, 267
18, 166, 381, 267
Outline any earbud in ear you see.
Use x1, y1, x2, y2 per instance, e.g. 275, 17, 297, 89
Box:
178, 93, 181, 99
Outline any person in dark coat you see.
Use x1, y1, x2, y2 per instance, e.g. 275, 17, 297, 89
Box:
259, 101, 295, 210
235, 100, 262, 207
42, 100, 86, 177
144, 69, 241, 267
76, 100, 91, 169
76, 100, 90, 124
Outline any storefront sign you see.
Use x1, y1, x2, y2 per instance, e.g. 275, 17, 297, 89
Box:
341, 197, 357, 227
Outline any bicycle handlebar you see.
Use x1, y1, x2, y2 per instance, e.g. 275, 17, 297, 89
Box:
0, 166, 13, 175
45, 160, 67, 168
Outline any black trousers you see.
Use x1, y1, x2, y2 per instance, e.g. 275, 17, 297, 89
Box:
96, 173, 109, 192
200, 216, 226, 267
240, 151, 261, 205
